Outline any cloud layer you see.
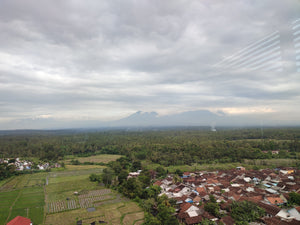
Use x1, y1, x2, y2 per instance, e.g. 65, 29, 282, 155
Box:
0, 0, 300, 129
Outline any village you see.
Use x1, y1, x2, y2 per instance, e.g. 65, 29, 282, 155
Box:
0, 157, 61, 171
153, 167, 300, 225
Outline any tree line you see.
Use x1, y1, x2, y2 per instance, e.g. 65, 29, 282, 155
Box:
1, 128, 300, 165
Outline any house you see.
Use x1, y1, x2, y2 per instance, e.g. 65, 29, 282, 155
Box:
220, 215, 235, 225
271, 150, 279, 155
236, 166, 245, 171
276, 208, 300, 221
7, 216, 32, 225
266, 196, 286, 205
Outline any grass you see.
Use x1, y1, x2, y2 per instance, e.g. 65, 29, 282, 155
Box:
64, 165, 106, 171
123, 212, 144, 225
48, 174, 91, 184
142, 160, 244, 172
118, 202, 142, 215
44, 185, 143, 225
143, 158, 300, 173
64, 154, 123, 164
0, 208, 10, 225
0, 154, 143, 225
0, 176, 15, 188
0, 173, 46, 225
0, 176, 22, 191
243, 158, 299, 167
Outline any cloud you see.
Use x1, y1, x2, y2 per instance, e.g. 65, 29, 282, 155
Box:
0, 0, 300, 129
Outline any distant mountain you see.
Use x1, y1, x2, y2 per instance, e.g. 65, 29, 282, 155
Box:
0, 109, 293, 130
108, 110, 220, 127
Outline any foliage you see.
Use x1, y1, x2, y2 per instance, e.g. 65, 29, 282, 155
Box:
0, 163, 16, 181
101, 168, 114, 186
204, 202, 220, 217
289, 192, 300, 205
1, 128, 300, 166
174, 169, 183, 176
155, 166, 166, 177
89, 173, 101, 182
200, 218, 216, 225
142, 195, 178, 225
230, 201, 265, 223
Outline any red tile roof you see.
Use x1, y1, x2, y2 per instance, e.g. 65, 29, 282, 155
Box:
256, 202, 281, 216
266, 196, 285, 205
153, 180, 162, 186
220, 215, 235, 225
196, 187, 205, 193
178, 211, 189, 219
202, 211, 215, 220
180, 202, 193, 212
7, 216, 31, 225
185, 215, 203, 225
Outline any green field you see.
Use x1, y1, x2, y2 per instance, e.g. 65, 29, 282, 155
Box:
0, 173, 46, 225
142, 158, 300, 172
0, 155, 143, 225
64, 154, 123, 164
44, 201, 144, 225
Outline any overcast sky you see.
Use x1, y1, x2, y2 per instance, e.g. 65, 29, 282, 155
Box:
0, 0, 300, 129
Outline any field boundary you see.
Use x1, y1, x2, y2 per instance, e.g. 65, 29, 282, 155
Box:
5, 190, 22, 224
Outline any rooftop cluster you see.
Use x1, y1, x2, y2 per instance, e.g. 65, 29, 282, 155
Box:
154, 167, 300, 225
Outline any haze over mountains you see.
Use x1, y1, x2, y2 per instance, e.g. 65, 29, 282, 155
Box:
0, 110, 295, 130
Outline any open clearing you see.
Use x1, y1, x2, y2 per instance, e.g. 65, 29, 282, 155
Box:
45, 201, 143, 225
0, 156, 143, 225
44, 166, 143, 225
65, 154, 122, 164
0, 173, 46, 225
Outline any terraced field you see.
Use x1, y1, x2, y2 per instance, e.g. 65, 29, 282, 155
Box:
0, 173, 46, 225
0, 155, 144, 225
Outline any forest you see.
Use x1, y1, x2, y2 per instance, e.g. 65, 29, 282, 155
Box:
0, 127, 300, 166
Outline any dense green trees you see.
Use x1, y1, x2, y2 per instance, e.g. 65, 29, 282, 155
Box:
1, 128, 300, 167
0, 163, 16, 180
89, 173, 101, 182
288, 192, 300, 205
230, 201, 265, 224
204, 195, 220, 217
142, 195, 179, 225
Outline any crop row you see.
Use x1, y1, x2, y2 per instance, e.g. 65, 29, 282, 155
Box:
48, 199, 78, 213
79, 198, 93, 208
79, 189, 111, 198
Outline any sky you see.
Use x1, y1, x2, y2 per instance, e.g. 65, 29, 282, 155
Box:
0, 0, 300, 129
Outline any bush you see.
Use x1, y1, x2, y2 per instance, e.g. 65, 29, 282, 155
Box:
89, 173, 101, 182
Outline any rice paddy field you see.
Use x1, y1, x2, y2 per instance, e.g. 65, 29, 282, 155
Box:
64, 154, 123, 164
0, 173, 46, 225
0, 155, 144, 225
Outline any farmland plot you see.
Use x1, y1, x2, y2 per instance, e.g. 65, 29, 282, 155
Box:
48, 188, 113, 213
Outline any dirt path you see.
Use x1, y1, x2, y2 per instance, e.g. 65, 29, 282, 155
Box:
43, 182, 48, 224
5, 189, 22, 223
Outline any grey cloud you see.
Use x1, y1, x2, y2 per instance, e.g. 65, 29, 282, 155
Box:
0, 0, 300, 129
